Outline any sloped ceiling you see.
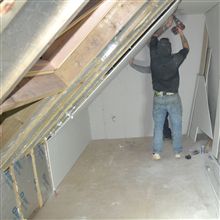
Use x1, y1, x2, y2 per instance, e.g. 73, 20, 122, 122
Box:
177, 0, 219, 14
0, 0, 179, 169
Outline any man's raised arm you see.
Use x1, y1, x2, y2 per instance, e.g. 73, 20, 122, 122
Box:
178, 27, 189, 50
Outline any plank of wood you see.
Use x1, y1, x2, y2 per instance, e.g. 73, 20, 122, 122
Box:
42, 0, 116, 68
0, 74, 66, 113
58, 0, 103, 38
41, 1, 105, 62
26, 59, 55, 77
55, 1, 144, 86
31, 148, 43, 208
0, 101, 41, 149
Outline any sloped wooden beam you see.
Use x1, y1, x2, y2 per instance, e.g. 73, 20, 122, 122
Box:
0, 74, 66, 113
1, 101, 41, 149
42, 0, 116, 68
57, 0, 104, 39
25, 60, 55, 77
55, 1, 145, 86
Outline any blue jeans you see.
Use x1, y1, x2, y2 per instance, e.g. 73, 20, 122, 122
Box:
152, 94, 182, 154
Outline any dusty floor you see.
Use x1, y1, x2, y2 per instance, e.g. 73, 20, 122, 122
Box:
33, 136, 219, 219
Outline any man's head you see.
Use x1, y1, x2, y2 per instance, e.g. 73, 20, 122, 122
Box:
158, 38, 171, 56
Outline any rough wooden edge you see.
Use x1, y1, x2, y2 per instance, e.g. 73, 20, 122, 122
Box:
30, 148, 43, 208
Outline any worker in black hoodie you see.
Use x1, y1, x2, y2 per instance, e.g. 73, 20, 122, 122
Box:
129, 16, 189, 160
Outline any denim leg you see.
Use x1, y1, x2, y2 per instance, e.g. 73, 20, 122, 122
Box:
152, 97, 167, 153
167, 95, 183, 153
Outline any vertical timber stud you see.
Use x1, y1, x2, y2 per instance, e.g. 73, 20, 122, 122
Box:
44, 138, 55, 191
9, 165, 24, 220
30, 148, 43, 208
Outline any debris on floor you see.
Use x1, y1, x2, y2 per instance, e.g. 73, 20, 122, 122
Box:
185, 138, 211, 160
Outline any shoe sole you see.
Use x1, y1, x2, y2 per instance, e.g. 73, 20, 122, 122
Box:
152, 154, 161, 160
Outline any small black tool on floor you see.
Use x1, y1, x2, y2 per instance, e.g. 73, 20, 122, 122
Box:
185, 154, 191, 160
185, 149, 200, 160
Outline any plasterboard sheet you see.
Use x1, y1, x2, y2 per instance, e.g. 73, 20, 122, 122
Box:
34, 143, 52, 204
199, 24, 209, 76
189, 75, 213, 141
204, 48, 212, 85
13, 154, 38, 218
212, 85, 220, 158
0, 169, 21, 220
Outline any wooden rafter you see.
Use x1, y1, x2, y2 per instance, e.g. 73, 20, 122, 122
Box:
0, 74, 66, 114
25, 60, 55, 77
42, 0, 116, 68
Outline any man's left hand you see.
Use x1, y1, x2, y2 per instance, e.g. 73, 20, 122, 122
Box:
166, 15, 173, 28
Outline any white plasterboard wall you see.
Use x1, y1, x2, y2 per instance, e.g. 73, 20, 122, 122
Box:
205, 3, 220, 129
47, 109, 91, 189
88, 14, 205, 140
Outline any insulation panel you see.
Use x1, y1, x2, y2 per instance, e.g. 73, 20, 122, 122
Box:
33, 143, 53, 205
13, 154, 39, 219
0, 169, 22, 220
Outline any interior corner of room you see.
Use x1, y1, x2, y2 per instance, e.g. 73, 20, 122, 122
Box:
1, 0, 220, 219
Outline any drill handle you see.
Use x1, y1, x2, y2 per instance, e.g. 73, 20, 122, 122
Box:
172, 15, 185, 34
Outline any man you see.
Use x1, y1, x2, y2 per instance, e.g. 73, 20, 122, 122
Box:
129, 16, 189, 160
129, 52, 172, 141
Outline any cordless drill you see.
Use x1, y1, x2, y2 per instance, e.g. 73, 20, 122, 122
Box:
171, 15, 185, 34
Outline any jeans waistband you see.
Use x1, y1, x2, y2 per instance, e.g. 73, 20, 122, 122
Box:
154, 91, 176, 96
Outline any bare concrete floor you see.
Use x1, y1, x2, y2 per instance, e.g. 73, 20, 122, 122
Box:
33, 136, 219, 219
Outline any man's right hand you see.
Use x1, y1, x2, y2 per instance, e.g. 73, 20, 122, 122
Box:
177, 27, 183, 35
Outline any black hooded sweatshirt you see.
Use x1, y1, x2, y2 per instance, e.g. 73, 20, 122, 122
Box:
150, 36, 189, 93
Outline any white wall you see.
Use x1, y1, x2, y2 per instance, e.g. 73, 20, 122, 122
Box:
206, 3, 220, 129
88, 14, 205, 140
47, 109, 91, 189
